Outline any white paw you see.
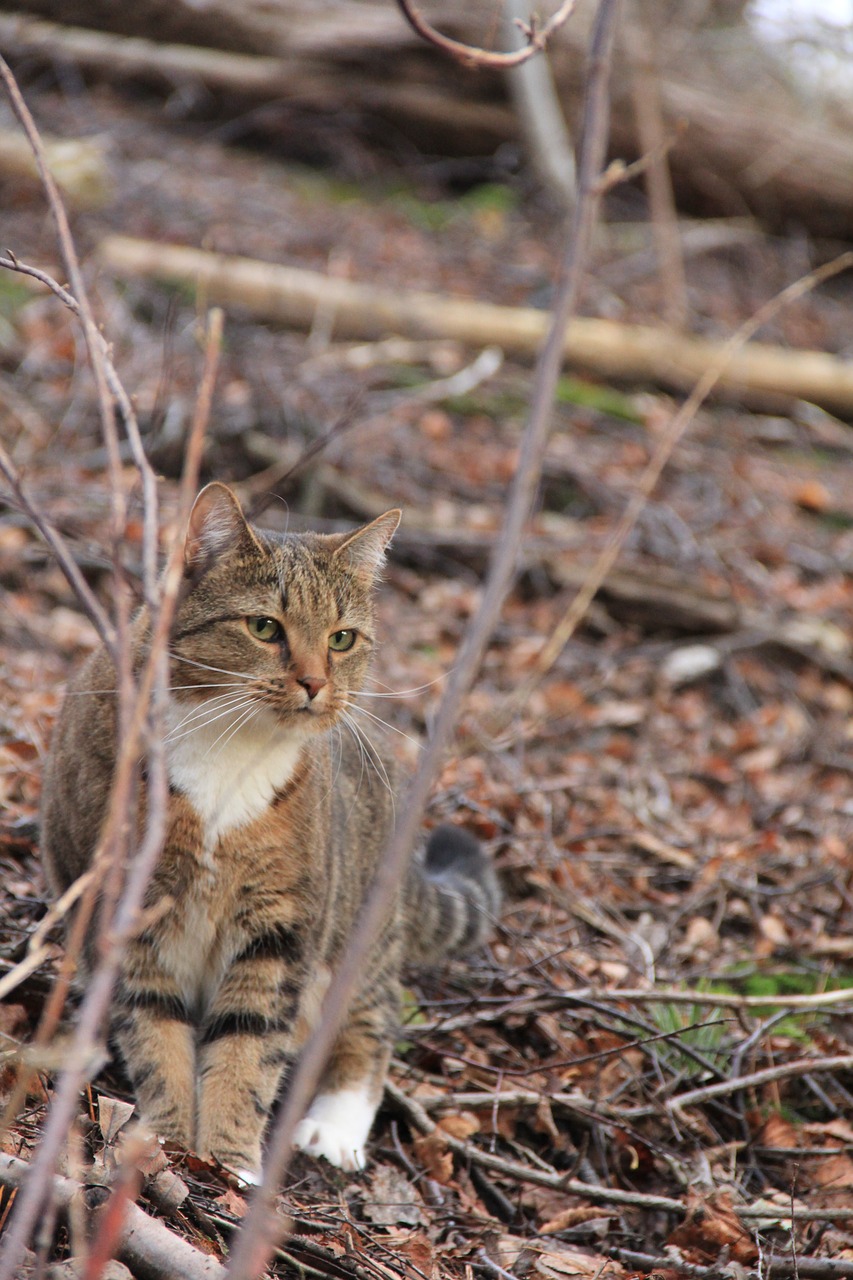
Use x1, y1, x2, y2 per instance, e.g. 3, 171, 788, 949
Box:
292, 1084, 377, 1171
293, 1118, 366, 1171
232, 1167, 262, 1186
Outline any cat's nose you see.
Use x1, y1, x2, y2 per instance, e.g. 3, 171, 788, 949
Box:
298, 675, 327, 701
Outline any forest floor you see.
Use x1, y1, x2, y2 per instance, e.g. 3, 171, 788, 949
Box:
1, 65, 853, 1280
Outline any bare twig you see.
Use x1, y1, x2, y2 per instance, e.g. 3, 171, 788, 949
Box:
394, 0, 579, 69
222, 5, 622, 1277
385, 1079, 685, 1213
522, 249, 853, 692
656, 1054, 853, 1117
610, 1250, 853, 1280
0, 442, 114, 649
0, 307, 221, 1280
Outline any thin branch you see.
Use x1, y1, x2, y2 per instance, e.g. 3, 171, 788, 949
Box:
658, 1054, 853, 1117
222, 4, 622, 1277
394, 0, 579, 69
522, 248, 853, 692
385, 1079, 685, 1213
0, 442, 114, 649
0, 56, 131, 650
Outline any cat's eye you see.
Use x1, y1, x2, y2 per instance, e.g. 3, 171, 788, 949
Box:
247, 616, 283, 642
329, 629, 357, 652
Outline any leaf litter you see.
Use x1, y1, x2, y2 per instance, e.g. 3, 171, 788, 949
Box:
0, 65, 852, 1280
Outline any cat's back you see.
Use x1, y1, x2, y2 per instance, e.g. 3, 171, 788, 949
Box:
40, 642, 119, 894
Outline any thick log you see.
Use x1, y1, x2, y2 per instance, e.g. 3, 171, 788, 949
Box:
0, 1154, 227, 1280
1, 4, 851, 232
0, 125, 109, 207
98, 234, 853, 414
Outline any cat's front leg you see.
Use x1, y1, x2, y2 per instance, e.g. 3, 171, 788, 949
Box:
196, 927, 303, 1179
112, 977, 196, 1149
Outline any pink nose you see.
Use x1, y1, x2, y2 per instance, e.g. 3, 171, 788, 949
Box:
298, 675, 327, 701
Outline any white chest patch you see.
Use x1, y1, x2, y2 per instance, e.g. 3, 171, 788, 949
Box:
165, 701, 304, 849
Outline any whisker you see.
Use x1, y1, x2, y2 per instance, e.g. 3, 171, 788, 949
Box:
168, 682, 247, 692
168, 652, 255, 682
360, 674, 448, 698
66, 680, 246, 698
206, 701, 264, 763
347, 702, 422, 752
340, 709, 395, 808
164, 689, 255, 738
339, 712, 369, 808
166, 697, 258, 745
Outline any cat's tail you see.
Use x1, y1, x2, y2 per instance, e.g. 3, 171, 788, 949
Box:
404, 824, 501, 966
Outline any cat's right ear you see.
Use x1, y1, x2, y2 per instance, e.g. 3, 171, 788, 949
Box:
184, 483, 260, 574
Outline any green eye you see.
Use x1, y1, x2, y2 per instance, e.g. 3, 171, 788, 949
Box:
329, 629, 356, 652
247, 617, 282, 642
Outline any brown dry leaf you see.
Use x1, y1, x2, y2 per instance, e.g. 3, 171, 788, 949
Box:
540, 1206, 612, 1234
668, 1191, 758, 1264
534, 1243, 625, 1277
807, 1118, 853, 1144
754, 1112, 799, 1148
809, 1150, 853, 1196
413, 1133, 454, 1185
213, 1186, 248, 1218
437, 1112, 480, 1141
0, 1004, 29, 1043
384, 1229, 438, 1278
794, 479, 832, 511
532, 1097, 560, 1146
364, 1164, 425, 1227
97, 1095, 137, 1146
758, 912, 789, 947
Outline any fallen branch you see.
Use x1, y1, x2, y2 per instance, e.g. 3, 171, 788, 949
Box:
610, 1249, 853, 1280
0, 1155, 227, 1280
384, 1080, 686, 1214
659, 1054, 853, 1117
98, 235, 853, 413
0, 126, 109, 207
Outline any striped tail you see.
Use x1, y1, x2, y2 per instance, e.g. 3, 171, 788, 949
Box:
405, 824, 501, 966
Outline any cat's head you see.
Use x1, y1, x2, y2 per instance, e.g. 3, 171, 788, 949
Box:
168, 483, 400, 735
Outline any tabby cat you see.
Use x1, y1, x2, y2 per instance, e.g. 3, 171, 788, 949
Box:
41, 484, 499, 1180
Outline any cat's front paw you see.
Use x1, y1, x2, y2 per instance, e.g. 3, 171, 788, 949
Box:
293, 1117, 366, 1171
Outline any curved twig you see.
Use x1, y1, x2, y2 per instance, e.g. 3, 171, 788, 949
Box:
394, 0, 579, 69
222, 4, 621, 1277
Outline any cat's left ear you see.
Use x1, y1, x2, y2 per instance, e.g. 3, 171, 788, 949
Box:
184, 482, 261, 574
334, 509, 401, 579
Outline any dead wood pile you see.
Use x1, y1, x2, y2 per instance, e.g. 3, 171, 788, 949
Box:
2, 0, 852, 235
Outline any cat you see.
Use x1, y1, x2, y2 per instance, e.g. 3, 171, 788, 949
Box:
40, 482, 499, 1180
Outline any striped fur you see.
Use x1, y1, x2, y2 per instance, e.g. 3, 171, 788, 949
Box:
40, 484, 500, 1177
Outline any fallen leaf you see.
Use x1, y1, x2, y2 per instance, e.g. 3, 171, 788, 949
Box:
413, 1133, 453, 1185
364, 1163, 425, 1227
97, 1096, 137, 1146
437, 1112, 480, 1141
668, 1191, 758, 1264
